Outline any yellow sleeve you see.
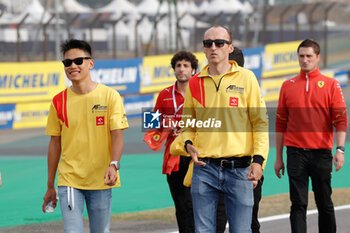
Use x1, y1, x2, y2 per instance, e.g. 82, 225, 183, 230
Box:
181, 82, 197, 142
247, 71, 269, 164
109, 91, 129, 131
170, 83, 196, 156
183, 160, 193, 187
170, 81, 200, 156
46, 102, 61, 136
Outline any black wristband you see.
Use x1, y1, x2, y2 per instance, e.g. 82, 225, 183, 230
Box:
252, 155, 264, 166
184, 140, 193, 153
336, 146, 345, 153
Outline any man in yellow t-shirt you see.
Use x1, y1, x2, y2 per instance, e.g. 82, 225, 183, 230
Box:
42, 39, 128, 233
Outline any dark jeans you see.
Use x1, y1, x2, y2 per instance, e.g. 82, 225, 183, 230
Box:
167, 156, 194, 233
287, 146, 336, 233
216, 176, 264, 233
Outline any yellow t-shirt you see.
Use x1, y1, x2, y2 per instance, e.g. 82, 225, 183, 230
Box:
46, 84, 129, 190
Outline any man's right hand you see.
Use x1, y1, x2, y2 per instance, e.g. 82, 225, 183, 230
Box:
274, 159, 285, 179
42, 187, 57, 213
187, 144, 206, 166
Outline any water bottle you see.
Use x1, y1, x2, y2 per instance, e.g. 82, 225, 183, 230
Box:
45, 201, 54, 213
45, 188, 58, 213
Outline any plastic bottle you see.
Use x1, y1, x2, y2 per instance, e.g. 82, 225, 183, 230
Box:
45, 188, 58, 213
45, 201, 54, 213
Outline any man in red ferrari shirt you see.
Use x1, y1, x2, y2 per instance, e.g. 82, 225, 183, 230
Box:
153, 51, 198, 233
275, 39, 348, 233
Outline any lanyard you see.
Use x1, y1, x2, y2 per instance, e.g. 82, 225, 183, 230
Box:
172, 85, 183, 115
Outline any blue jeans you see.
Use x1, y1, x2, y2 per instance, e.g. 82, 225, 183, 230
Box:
191, 162, 253, 233
58, 186, 112, 233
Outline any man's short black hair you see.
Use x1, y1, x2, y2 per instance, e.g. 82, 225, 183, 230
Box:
297, 39, 320, 55
61, 39, 92, 57
171, 51, 198, 71
229, 47, 244, 67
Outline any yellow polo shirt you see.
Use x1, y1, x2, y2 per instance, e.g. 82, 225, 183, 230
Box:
171, 61, 269, 163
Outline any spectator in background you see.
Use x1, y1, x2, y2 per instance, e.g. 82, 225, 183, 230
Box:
215, 47, 265, 233
144, 51, 198, 233
42, 39, 128, 233
228, 47, 244, 67
275, 38, 348, 233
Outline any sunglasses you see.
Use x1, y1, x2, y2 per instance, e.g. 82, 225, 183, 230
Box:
62, 57, 91, 67
203, 39, 231, 48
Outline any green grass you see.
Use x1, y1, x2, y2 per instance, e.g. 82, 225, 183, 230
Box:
1, 142, 350, 228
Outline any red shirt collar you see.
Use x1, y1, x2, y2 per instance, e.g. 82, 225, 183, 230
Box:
174, 81, 186, 97
299, 67, 321, 79
173, 82, 180, 94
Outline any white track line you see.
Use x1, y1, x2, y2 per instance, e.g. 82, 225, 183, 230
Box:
259, 204, 350, 223
166, 204, 350, 233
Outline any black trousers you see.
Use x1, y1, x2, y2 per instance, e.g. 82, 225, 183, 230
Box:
167, 156, 195, 233
216, 176, 264, 233
287, 146, 336, 233
251, 176, 264, 233
216, 192, 227, 233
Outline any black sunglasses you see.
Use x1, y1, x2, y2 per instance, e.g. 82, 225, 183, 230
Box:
203, 39, 231, 48
62, 57, 91, 67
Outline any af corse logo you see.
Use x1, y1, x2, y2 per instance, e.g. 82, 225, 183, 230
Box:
92, 104, 107, 113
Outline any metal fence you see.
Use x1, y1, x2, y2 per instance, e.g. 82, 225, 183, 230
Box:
0, 1, 349, 70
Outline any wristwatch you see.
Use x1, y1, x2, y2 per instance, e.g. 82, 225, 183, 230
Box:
336, 146, 345, 154
109, 161, 120, 170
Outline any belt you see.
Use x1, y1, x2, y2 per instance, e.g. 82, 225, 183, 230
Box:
198, 156, 251, 169
287, 146, 331, 153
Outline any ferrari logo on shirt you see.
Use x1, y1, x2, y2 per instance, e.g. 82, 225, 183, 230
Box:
318, 81, 325, 88
229, 97, 239, 107
153, 134, 160, 141
96, 116, 105, 126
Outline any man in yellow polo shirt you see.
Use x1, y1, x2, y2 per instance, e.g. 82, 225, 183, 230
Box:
171, 26, 268, 233
42, 39, 128, 233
